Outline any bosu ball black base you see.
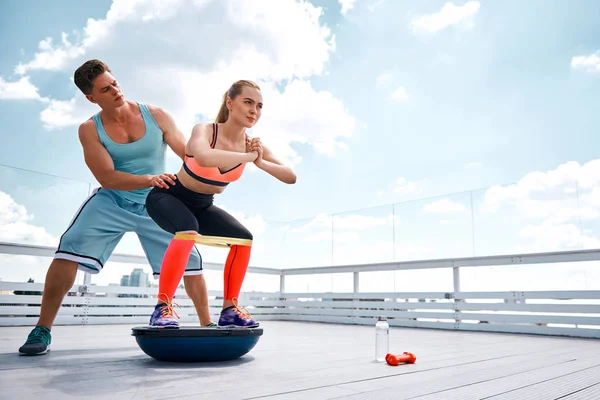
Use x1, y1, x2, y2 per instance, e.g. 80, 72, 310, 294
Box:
131, 326, 263, 362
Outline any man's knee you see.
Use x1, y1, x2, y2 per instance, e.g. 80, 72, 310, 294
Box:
184, 273, 205, 282
49, 258, 79, 270
45, 259, 79, 289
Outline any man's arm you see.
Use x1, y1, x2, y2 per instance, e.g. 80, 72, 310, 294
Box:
147, 104, 186, 160
187, 123, 258, 167
78, 120, 174, 190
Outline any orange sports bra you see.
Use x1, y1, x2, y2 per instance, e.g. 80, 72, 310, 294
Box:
182, 123, 246, 187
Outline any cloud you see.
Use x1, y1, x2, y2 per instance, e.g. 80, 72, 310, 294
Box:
291, 212, 396, 234
283, 211, 402, 267
479, 159, 600, 253
18, 0, 334, 80
15, 33, 86, 75
423, 198, 466, 213
8, 0, 354, 166
304, 230, 358, 243
254, 79, 355, 162
367, 0, 387, 12
333, 240, 429, 265
571, 51, 600, 73
480, 160, 600, 217
410, 1, 481, 35
40, 98, 97, 131
332, 213, 396, 230
390, 86, 409, 101
464, 161, 482, 169
337, 0, 387, 16
392, 177, 419, 195
338, 0, 358, 15
0, 191, 57, 246
376, 177, 421, 200
215, 204, 267, 236
517, 222, 600, 253
0, 76, 48, 101
376, 72, 394, 86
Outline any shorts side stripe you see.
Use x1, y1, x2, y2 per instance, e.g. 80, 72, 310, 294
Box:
56, 187, 101, 253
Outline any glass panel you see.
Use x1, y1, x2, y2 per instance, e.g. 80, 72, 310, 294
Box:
332, 205, 395, 265
394, 268, 453, 292
0, 254, 88, 286
576, 181, 600, 250
279, 215, 333, 269
0, 165, 92, 247
252, 219, 287, 269
472, 180, 583, 256
392, 192, 474, 261
285, 273, 354, 293
0, 165, 92, 285
460, 261, 600, 291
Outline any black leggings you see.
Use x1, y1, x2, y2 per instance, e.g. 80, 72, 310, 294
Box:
145, 179, 252, 241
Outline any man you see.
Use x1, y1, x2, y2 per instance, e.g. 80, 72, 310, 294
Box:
18, 59, 213, 356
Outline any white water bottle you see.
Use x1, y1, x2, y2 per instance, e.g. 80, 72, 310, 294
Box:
375, 315, 389, 362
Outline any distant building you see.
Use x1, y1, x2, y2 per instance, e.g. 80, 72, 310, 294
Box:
129, 268, 149, 287
118, 268, 150, 298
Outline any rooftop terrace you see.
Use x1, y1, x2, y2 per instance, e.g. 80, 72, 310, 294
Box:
2, 321, 600, 399
1, 240, 600, 399
1, 166, 600, 399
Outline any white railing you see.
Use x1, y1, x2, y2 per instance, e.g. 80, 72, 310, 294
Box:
1, 241, 599, 339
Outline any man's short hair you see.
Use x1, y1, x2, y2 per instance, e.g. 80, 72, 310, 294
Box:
74, 59, 111, 95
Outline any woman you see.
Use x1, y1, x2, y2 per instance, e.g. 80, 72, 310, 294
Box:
145, 80, 296, 328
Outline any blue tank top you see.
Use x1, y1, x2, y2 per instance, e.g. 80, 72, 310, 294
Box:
92, 102, 166, 204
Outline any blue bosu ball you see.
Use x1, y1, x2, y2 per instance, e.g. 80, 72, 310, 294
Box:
131, 326, 263, 362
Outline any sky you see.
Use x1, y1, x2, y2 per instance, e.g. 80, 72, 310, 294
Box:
1, 0, 600, 293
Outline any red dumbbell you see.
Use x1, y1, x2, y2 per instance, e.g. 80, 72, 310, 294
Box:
385, 352, 417, 366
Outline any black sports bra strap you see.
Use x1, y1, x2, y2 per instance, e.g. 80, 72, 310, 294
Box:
210, 123, 218, 148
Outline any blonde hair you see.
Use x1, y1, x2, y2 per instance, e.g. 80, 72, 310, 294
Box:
215, 80, 261, 123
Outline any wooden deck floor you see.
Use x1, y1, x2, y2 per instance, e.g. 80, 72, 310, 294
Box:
1, 321, 599, 399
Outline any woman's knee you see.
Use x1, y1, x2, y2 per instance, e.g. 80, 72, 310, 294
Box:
237, 225, 253, 241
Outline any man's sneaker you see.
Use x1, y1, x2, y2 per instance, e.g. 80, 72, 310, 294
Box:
218, 298, 259, 328
149, 300, 180, 328
19, 326, 51, 356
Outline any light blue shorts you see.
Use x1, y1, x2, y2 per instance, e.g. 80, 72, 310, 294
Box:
54, 187, 202, 277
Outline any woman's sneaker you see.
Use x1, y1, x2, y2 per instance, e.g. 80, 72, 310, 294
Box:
19, 326, 52, 356
218, 299, 259, 328
149, 300, 180, 328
